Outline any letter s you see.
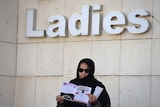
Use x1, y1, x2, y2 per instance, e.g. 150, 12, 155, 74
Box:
127, 9, 149, 34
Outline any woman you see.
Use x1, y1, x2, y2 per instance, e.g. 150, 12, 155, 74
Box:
56, 58, 111, 107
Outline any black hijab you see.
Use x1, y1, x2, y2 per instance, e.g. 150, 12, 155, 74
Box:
69, 58, 111, 107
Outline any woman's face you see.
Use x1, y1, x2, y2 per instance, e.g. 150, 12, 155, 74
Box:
78, 62, 89, 79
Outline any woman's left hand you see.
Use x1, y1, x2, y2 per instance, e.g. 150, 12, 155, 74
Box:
87, 94, 97, 104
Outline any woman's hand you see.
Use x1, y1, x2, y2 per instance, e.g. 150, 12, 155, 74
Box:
56, 95, 64, 104
87, 94, 98, 104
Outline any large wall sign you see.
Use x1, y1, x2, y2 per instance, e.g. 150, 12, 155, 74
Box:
26, 4, 150, 37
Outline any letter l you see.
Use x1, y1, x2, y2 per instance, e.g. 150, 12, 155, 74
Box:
26, 9, 44, 37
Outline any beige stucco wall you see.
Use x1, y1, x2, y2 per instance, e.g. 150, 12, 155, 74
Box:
0, 0, 160, 107
0, 0, 17, 107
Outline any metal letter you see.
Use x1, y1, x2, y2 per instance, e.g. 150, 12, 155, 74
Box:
26, 9, 44, 37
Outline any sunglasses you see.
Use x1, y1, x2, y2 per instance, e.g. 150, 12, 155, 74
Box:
78, 68, 90, 73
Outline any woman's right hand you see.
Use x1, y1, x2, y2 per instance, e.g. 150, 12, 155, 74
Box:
56, 95, 64, 104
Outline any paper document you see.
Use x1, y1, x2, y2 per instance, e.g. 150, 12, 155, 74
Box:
61, 82, 91, 104
60, 82, 103, 104
93, 86, 103, 98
